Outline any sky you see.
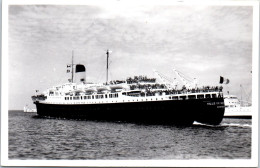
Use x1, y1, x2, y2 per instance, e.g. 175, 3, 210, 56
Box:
8, 4, 253, 110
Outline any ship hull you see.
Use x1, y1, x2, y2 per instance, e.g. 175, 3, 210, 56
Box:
35, 98, 225, 126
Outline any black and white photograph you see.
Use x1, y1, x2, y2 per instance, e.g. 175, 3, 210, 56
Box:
1, 0, 259, 167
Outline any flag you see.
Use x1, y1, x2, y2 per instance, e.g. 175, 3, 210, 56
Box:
219, 76, 230, 84
68, 79, 72, 82
67, 70, 70, 73
219, 76, 224, 84
75, 64, 85, 73
67, 65, 71, 68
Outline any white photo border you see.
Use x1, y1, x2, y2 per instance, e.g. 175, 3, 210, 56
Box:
1, 0, 259, 167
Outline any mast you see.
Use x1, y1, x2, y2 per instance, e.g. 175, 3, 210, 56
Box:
240, 84, 243, 106
71, 50, 74, 83
106, 49, 109, 84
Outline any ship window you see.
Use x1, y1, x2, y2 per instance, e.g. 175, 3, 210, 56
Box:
84, 96, 87, 99
197, 95, 204, 99
95, 95, 98, 99
92, 95, 94, 99
81, 96, 83, 100
172, 96, 178, 100
180, 96, 186, 100
205, 94, 211, 98
105, 94, 107, 98
70, 97, 72, 100
212, 94, 217, 98
188, 95, 196, 99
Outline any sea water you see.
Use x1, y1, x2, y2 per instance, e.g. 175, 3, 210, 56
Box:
8, 110, 251, 160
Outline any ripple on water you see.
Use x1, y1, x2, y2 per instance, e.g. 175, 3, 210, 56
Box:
9, 111, 251, 160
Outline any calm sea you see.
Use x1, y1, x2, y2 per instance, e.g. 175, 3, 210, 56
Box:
8, 110, 251, 160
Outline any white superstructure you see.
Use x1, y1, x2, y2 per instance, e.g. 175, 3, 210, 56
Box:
224, 95, 252, 118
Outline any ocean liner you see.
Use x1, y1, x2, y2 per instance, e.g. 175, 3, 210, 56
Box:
32, 50, 225, 126
224, 95, 252, 119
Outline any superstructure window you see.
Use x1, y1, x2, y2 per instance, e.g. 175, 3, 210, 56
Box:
49, 91, 54, 96
197, 95, 204, 99
205, 94, 211, 98
172, 96, 178, 100
188, 95, 196, 99
180, 96, 187, 100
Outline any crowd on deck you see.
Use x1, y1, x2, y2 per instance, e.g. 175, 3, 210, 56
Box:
126, 76, 156, 84
105, 75, 223, 96
129, 85, 223, 96
107, 76, 156, 85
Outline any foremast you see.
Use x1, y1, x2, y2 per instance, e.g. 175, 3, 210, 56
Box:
67, 50, 75, 83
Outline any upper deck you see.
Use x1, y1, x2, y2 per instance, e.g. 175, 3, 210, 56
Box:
32, 82, 223, 105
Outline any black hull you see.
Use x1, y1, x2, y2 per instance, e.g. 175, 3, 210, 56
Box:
35, 98, 225, 126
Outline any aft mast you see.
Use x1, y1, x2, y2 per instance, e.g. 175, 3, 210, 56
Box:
71, 50, 74, 83
67, 50, 75, 83
106, 49, 109, 84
